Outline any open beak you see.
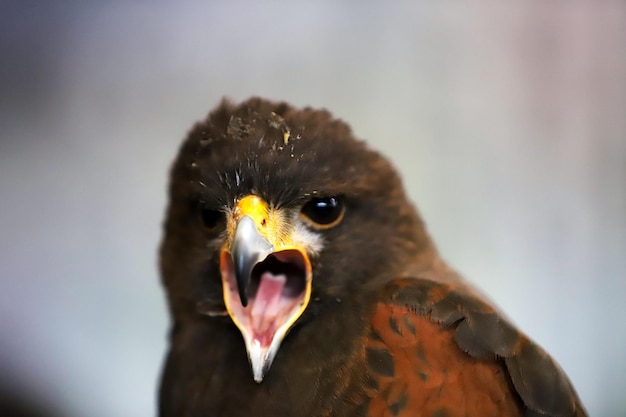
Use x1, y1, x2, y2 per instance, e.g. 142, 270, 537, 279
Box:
220, 195, 312, 382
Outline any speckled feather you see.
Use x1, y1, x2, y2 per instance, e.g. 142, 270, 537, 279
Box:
159, 98, 587, 417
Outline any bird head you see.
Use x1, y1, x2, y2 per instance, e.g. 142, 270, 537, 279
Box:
160, 98, 434, 382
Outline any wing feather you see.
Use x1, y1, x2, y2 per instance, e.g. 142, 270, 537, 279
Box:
365, 277, 587, 417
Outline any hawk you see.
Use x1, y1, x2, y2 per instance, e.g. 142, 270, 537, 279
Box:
159, 97, 587, 417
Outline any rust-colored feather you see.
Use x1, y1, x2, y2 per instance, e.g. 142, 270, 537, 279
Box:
357, 277, 586, 417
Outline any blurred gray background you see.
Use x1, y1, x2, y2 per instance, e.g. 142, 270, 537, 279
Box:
1, 1, 624, 416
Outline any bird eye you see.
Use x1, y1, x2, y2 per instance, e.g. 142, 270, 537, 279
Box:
300, 197, 344, 228
201, 209, 224, 230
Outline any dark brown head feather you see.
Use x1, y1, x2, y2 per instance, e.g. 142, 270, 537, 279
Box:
161, 97, 435, 320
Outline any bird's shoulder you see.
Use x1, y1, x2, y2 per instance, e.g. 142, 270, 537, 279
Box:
359, 276, 587, 417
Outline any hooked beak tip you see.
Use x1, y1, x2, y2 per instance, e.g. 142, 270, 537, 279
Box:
239, 284, 249, 307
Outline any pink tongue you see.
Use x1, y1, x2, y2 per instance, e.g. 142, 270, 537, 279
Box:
250, 272, 286, 345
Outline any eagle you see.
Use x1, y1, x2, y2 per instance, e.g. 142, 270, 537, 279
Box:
158, 97, 587, 417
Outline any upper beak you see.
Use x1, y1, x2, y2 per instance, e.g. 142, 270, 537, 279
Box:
230, 215, 273, 307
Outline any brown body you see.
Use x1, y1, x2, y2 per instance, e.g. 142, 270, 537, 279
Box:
159, 98, 587, 417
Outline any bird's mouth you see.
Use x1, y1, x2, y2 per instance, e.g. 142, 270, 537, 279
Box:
220, 248, 311, 348
217, 196, 314, 382
219, 207, 313, 382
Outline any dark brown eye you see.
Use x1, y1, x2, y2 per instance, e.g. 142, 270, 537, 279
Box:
201, 209, 224, 230
300, 197, 344, 228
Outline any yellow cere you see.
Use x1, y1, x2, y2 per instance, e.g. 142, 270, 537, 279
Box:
232, 195, 289, 249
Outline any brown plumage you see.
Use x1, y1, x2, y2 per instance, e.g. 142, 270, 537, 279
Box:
159, 97, 587, 417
